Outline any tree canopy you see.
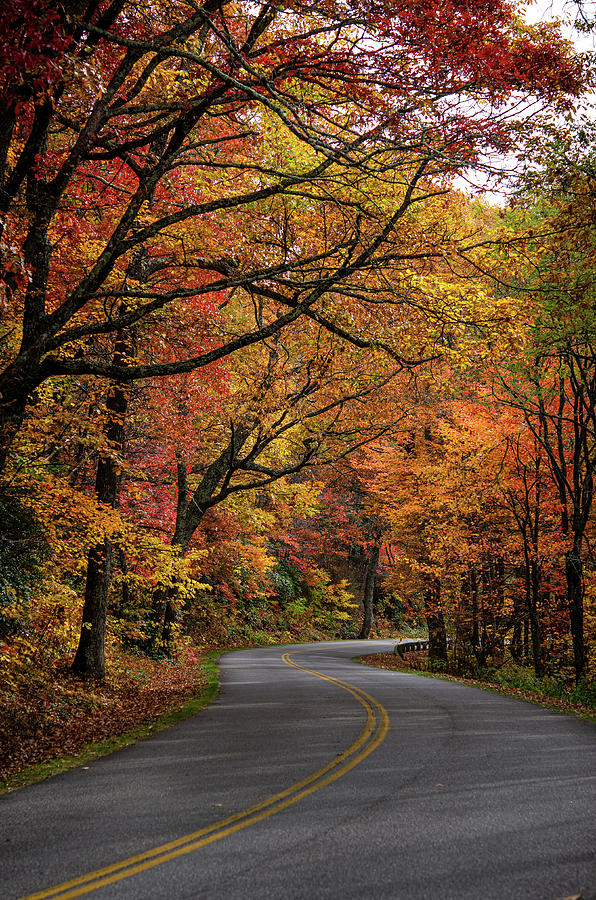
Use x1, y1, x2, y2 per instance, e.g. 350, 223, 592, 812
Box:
1, 0, 595, 691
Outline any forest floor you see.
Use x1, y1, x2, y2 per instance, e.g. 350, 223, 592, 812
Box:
0, 648, 221, 793
357, 651, 596, 722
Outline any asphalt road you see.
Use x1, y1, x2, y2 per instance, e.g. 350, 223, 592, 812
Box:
2, 640, 595, 900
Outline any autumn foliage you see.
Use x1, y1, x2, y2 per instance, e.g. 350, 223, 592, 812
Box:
0, 0, 594, 751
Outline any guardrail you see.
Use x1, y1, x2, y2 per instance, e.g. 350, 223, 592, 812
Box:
394, 639, 428, 657
394, 637, 513, 660
394, 639, 455, 658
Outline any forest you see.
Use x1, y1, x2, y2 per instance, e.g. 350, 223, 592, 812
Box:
1, 0, 595, 777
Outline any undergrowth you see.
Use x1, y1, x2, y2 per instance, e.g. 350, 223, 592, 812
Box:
359, 651, 596, 721
474, 664, 596, 708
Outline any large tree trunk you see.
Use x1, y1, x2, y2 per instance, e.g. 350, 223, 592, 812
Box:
0, 366, 34, 474
0, 404, 23, 474
71, 540, 113, 678
71, 344, 128, 678
358, 542, 380, 639
156, 456, 195, 653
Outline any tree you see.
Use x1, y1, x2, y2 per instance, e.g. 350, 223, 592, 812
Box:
490, 150, 596, 679
0, 0, 583, 472
141, 333, 407, 652
70, 332, 129, 676
500, 346, 596, 679
0, 0, 587, 679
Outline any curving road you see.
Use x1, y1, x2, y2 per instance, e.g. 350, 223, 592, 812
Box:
2, 640, 595, 900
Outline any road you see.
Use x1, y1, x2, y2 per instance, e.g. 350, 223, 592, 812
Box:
2, 640, 595, 900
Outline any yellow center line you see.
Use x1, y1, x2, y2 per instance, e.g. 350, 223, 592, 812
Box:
20, 650, 390, 900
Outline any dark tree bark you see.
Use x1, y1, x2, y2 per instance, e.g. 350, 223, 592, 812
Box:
488, 556, 506, 660
71, 338, 128, 678
530, 357, 594, 680
458, 568, 484, 671
358, 542, 380, 639
461, 568, 485, 667
498, 340, 595, 681
155, 428, 252, 651
0, 374, 32, 473
469, 568, 484, 666
424, 579, 448, 664
161, 594, 178, 650
566, 545, 585, 678
71, 540, 113, 678
524, 556, 545, 677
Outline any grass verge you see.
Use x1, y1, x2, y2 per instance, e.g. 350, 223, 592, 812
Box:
0, 652, 221, 795
355, 652, 596, 724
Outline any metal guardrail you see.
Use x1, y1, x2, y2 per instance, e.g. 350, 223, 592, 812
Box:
394, 637, 513, 660
394, 639, 429, 657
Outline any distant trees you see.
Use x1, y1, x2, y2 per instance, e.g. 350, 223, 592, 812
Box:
374, 162, 596, 681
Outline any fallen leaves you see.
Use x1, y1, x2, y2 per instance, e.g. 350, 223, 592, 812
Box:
0, 649, 211, 782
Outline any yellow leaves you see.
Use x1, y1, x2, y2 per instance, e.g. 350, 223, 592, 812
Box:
5, 470, 124, 586
304, 570, 358, 629
0, 576, 82, 676
268, 478, 322, 523
149, 543, 210, 601
585, 579, 596, 682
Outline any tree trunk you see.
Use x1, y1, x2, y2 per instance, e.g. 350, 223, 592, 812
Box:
470, 568, 485, 666
162, 593, 178, 649
0, 374, 29, 474
424, 580, 447, 664
71, 540, 113, 678
71, 341, 128, 678
491, 556, 506, 659
155, 429, 252, 653
527, 559, 545, 677
565, 547, 585, 680
358, 542, 380, 639
510, 567, 525, 663
156, 457, 190, 653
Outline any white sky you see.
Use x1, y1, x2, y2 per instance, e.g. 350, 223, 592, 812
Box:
523, 0, 595, 51
455, 0, 595, 201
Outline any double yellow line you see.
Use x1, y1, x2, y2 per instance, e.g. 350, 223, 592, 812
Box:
20, 651, 390, 900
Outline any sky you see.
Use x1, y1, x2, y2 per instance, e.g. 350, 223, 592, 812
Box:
523, 0, 595, 51
455, 0, 595, 202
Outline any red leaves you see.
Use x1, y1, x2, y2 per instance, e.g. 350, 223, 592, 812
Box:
375, 0, 582, 102
0, 0, 70, 108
